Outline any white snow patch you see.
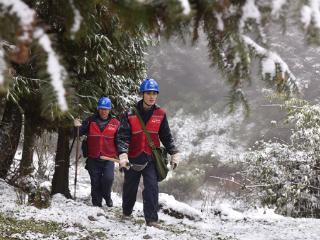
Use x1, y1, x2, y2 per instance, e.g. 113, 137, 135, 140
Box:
271, 0, 287, 18
301, 5, 312, 29
214, 12, 224, 31
39, 181, 52, 191
262, 57, 277, 78
69, 0, 82, 39
239, 0, 261, 32
178, 0, 191, 15
311, 0, 320, 28
0, 0, 35, 41
34, 28, 68, 111
215, 202, 244, 220
254, 208, 284, 219
159, 193, 202, 220
301, 0, 320, 29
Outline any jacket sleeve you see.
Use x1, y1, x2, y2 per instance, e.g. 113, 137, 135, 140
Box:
115, 112, 131, 154
159, 113, 179, 155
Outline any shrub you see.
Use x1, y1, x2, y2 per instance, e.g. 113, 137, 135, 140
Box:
244, 99, 320, 217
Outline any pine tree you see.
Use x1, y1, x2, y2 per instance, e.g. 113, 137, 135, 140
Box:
107, 0, 303, 109
1, 0, 318, 113
50, 2, 149, 197
0, 0, 319, 197
0, 1, 149, 198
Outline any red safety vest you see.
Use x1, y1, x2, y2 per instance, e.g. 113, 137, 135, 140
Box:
128, 108, 165, 158
87, 118, 120, 158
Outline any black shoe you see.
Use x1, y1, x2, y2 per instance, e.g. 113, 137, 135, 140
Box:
105, 198, 113, 207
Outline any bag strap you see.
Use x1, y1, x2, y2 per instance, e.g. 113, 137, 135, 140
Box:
132, 107, 156, 150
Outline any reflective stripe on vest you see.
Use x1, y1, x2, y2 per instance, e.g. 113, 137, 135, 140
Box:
87, 118, 120, 158
128, 108, 165, 158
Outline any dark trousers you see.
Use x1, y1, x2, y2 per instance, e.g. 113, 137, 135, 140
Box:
86, 158, 114, 207
122, 155, 159, 223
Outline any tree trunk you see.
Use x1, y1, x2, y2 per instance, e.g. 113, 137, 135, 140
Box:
0, 100, 22, 179
51, 127, 72, 199
19, 114, 37, 176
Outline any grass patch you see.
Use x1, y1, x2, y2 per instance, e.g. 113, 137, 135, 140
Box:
0, 212, 108, 239
0, 213, 66, 238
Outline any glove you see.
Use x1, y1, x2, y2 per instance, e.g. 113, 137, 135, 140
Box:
170, 153, 180, 170
74, 118, 82, 127
119, 153, 130, 170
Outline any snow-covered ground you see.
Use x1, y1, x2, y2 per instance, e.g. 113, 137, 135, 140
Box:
1, 168, 320, 240
3, 108, 320, 239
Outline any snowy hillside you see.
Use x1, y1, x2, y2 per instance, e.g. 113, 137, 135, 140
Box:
170, 108, 245, 162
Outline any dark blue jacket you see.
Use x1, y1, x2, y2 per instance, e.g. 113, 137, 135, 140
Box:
116, 100, 178, 156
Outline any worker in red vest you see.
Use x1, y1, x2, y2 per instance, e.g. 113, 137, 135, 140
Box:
74, 97, 120, 207
116, 79, 180, 228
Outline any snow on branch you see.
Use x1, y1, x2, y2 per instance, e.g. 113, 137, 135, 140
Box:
34, 29, 68, 111
214, 12, 224, 31
0, 0, 68, 111
69, 0, 83, 39
242, 35, 300, 92
177, 0, 191, 15
271, 0, 287, 18
0, 0, 35, 42
301, 5, 312, 29
239, 0, 261, 32
239, 0, 267, 43
301, 0, 320, 29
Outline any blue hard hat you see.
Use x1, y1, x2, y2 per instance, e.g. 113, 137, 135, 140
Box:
97, 97, 112, 109
139, 78, 159, 93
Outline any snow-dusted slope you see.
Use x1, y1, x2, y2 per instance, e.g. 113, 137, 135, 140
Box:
1, 178, 320, 240
170, 108, 245, 162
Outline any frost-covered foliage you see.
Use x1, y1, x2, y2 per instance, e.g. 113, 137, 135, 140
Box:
2, 0, 319, 111
0, 0, 70, 110
74, 6, 149, 114
244, 99, 320, 217
300, 0, 320, 44
243, 35, 298, 94
0, 1, 150, 120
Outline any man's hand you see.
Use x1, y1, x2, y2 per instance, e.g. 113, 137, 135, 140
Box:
170, 153, 180, 170
119, 153, 130, 170
74, 118, 82, 127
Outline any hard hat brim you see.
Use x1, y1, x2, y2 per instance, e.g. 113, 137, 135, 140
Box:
140, 89, 159, 93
